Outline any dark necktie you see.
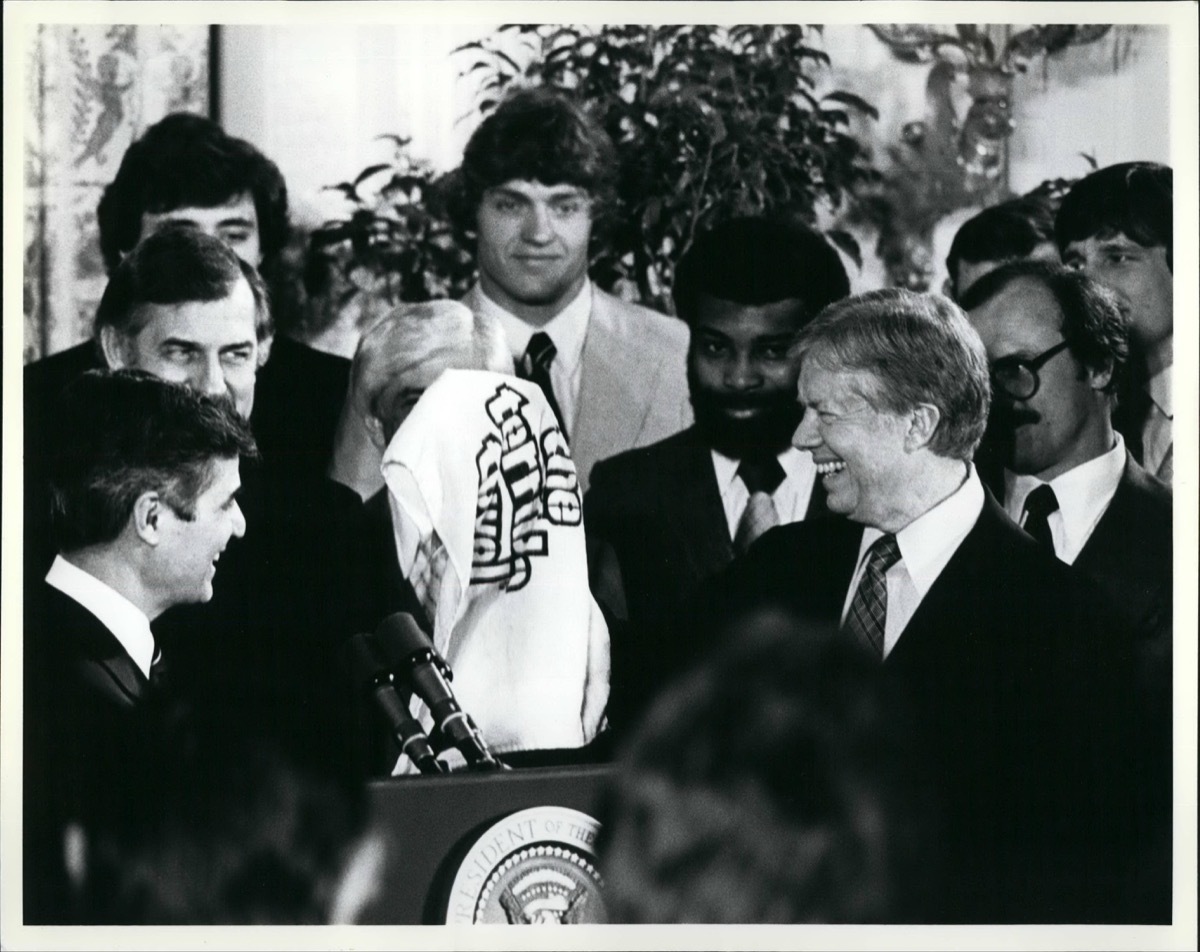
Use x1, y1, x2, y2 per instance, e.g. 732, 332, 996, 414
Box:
842, 534, 902, 660
148, 647, 169, 694
520, 332, 567, 438
1021, 484, 1059, 554
733, 456, 786, 554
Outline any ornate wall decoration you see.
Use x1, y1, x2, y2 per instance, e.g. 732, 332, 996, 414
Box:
23, 24, 210, 362
851, 24, 1113, 291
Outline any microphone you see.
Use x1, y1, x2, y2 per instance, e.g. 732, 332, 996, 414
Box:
374, 612, 506, 771
344, 632, 445, 775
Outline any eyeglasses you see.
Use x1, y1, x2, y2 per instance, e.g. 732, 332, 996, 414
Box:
989, 339, 1073, 401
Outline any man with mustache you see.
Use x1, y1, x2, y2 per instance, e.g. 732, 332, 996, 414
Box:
583, 216, 850, 730
960, 260, 1171, 639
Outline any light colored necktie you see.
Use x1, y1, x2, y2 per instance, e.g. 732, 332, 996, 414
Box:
733, 457, 786, 554
842, 534, 902, 660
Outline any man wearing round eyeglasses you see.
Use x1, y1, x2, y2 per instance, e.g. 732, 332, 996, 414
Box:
961, 259, 1171, 922
960, 258, 1171, 639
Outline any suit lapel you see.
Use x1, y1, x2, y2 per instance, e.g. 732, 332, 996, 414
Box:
666, 430, 735, 581
45, 585, 149, 706
572, 290, 657, 479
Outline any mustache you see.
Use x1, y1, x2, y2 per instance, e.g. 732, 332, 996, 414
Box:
991, 401, 1039, 427
696, 391, 794, 413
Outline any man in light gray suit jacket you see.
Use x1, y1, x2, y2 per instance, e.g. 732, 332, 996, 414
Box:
329, 87, 690, 498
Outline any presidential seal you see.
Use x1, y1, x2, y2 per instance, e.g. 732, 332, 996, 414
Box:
444, 806, 606, 924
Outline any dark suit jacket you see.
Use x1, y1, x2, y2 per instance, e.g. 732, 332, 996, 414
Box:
151, 463, 389, 775
23, 581, 162, 923
585, 426, 831, 728
1073, 453, 1172, 639
251, 335, 351, 479
698, 495, 1155, 923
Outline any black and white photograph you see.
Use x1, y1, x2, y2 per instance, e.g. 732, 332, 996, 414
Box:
2, 1, 1196, 949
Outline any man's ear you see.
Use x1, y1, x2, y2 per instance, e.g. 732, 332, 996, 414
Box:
132, 491, 163, 544
98, 325, 131, 369
904, 404, 941, 452
363, 414, 388, 452
1086, 356, 1114, 393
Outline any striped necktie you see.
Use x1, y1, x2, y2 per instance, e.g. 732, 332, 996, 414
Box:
842, 534, 902, 660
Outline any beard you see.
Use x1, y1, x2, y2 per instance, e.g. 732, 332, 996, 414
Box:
688, 366, 803, 461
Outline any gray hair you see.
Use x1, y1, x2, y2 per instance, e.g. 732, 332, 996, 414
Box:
796, 289, 991, 461
350, 300, 511, 427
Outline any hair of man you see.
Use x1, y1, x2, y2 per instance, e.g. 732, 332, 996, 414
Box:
596, 607, 940, 923
95, 112, 290, 274
1054, 162, 1173, 270
796, 289, 991, 461
945, 197, 1057, 300
47, 369, 258, 553
78, 700, 374, 924
672, 216, 852, 325
447, 86, 619, 248
350, 302, 511, 429
93, 224, 273, 359
958, 259, 1130, 396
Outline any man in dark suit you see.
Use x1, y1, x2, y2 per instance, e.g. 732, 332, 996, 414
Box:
584, 217, 851, 728
26, 228, 387, 778
704, 289, 1154, 922
960, 260, 1172, 640
25, 370, 256, 923
25, 112, 350, 479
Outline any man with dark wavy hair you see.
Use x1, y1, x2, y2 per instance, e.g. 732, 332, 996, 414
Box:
24, 370, 256, 923
363, 88, 680, 498
27, 112, 351, 479
1056, 161, 1173, 482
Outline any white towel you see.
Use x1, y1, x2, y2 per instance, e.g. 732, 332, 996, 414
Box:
381, 369, 610, 760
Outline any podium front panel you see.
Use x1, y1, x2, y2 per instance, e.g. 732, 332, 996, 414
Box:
359, 764, 613, 924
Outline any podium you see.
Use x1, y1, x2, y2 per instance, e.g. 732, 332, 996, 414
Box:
358, 763, 614, 923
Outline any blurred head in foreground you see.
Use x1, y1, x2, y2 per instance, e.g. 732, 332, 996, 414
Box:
76, 703, 383, 924
596, 607, 940, 923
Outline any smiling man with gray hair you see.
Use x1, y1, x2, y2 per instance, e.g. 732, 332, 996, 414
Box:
698, 288, 1153, 922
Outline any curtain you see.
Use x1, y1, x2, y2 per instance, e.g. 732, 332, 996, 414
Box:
23, 24, 210, 363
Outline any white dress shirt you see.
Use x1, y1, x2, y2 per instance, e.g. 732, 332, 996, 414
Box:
479, 280, 591, 436
841, 465, 984, 659
710, 446, 818, 538
1144, 363, 1172, 481
1004, 434, 1126, 565
45, 555, 156, 678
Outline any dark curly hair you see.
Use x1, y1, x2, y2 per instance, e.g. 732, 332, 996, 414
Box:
958, 259, 1131, 395
446, 86, 618, 249
96, 113, 290, 274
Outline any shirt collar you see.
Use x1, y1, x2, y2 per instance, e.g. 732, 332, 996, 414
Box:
711, 446, 809, 494
45, 555, 156, 678
478, 280, 592, 377
1005, 434, 1126, 550
859, 464, 984, 599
